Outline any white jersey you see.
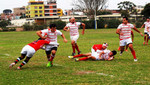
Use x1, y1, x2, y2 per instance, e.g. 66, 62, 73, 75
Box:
100, 50, 111, 60
66, 22, 81, 36
117, 23, 134, 40
144, 21, 150, 32
147, 25, 150, 35
40, 29, 62, 45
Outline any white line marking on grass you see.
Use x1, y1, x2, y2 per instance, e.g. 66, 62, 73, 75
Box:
0, 54, 10, 58
96, 73, 115, 77
54, 64, 66, 67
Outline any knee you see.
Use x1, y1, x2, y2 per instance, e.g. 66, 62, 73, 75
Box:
51, 50, 56, 55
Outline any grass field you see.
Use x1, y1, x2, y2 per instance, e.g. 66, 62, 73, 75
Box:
0, 29, 150, 85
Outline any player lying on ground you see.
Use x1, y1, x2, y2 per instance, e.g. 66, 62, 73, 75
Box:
116, 17, 143, 62
140, 17, 150, 45
68, 50, 117, 61
118, 31, 134, 51
9, 38, 50, 69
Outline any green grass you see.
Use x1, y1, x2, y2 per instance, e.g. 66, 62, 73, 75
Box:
0, 29, 150, 85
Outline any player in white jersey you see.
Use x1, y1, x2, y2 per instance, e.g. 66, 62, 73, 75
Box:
147, 24, 150, 44
63, 17, 85, 56
36, 24, 67, 67
140, 17, 150, 45
68, 50, 117, 61
116, 17, 143, 61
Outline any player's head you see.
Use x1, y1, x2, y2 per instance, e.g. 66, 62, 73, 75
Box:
69, 18, 71, 22
146, 17, 150, 22
102, 43, 108, 49
70, 17, 75, 23
109, 50, 117, 57
123, 17, 128, 24
49, 24, 56, 32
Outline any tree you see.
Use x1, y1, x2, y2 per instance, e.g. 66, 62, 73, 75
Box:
118, 1, 136, 17
73, 0, 108, 19
141, 3, 150, 18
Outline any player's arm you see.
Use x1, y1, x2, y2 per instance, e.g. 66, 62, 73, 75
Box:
36, 31, 46, 39
99, 51, 104, 60
133, 27, 143, 36
63, 26, 69, 31
81, 23, 85, 35
140, 24, 145, 30
107, 57, 114, 61
116, 29, 123, 35
131, 31, 134, 41
61, 34, 67, 43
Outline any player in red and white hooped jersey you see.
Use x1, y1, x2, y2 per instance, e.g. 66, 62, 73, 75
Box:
68, 49, 117, 61
146, 24, 150, 44
63, 17, 85, 56
36, 24, 67, 67
9, 38, 50, 69
140, 17, 150, 45
116, 17, 143, 61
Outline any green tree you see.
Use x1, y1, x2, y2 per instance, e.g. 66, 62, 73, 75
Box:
118, 1, 136, 17
141, 3, 150, 18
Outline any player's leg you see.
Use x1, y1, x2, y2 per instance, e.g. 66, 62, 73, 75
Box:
17, 57, 31, 69
71, 40, 76, 56
17, 47, 36, 69
75, 43, 81, 54
146, 34, 149, 45
9, 54, 26, 68
125, 45, 129, 51
68, 53, 91, 59
47, 47, 57, 67
128, 44, 137, 61
75, 56, 96, 61
143, 33, 147, 45
119, 40, 126, 55
120, 46, 125, 55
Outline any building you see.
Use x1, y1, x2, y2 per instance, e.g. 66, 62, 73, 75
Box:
26, 0, 45, 18
44, 0, 57, 16
13, 6, 26, 16
57, 8, 63, 16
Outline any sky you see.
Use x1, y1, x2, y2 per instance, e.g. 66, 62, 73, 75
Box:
0, 0, 149, 13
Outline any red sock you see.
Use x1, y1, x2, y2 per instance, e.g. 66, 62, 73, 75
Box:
131, 50, 136, 59
72, 45, 76, 53
73, 54, 83, 58
75, 44, 80, 52
49, 56, 54, 61
79, 57, 89, 61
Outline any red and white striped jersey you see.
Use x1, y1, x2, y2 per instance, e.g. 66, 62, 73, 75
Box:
144, 21, 150, 32
40, 29, 62, 45
66, 22, 81, 36
117, 23, 134, 40
147, 25, 150, 35
100, 50, 111, 60
92, 44, 103, 52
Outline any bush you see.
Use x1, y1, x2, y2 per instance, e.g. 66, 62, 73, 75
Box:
82, 20, 95, 29
106, 19, 121, 28
50, 20, 66, 30
23, 24, 33, 31
23, 23, 48, 31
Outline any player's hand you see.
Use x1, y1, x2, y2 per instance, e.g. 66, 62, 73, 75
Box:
67, 29, 70, 32
140, 33, 143, 36
119, 33, 123, 35
64, 39, 68, 43
82, 31, 84, 35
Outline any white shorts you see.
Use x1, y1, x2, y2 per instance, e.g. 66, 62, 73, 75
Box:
70, 35, 79, 43
45, 44, 58, 51
91, 48, 100, 60
21, 45, 36, 57
120, 38, 132, 46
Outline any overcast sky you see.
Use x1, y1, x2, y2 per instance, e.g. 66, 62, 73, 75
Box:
0, 0, 149, 13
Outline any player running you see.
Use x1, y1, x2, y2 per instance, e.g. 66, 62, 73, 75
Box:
116, 17, 143, 61
140, 17, 150, 45
68, 49, 117, 61
9, 38, 50, 69
36, 24, 67, 67
147, 24, 150, 44
63, 17, 85, 56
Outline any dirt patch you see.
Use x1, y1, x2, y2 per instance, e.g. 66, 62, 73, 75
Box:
16, 28, 23, 31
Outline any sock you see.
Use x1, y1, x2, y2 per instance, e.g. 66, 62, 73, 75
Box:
75, 44, 80, 52
14, 57, 23, 64
131, 50, 136, 59
79, 57, 89, 61
72, 45, 76, 53
19, 60, 28, 68
73, 54, 83, 58
49, 55, 55, 62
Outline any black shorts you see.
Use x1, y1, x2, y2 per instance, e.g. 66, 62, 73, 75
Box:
46, 47, 57, 55
144, 32, 149, 36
